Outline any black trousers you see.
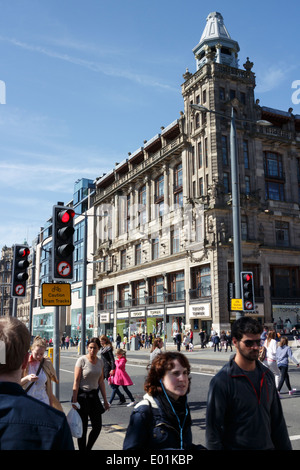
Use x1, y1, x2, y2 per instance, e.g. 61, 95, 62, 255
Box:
278, 366, 292, 392
77, 389, 103, 451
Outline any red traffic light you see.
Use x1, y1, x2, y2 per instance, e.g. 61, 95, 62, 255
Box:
243, 273, 252, 282
19, 247, 30, 257
58, 209, 75, 224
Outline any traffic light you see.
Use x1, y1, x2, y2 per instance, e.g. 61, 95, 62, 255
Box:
240, 272, 255, 311
11, 244, 30, 298
52, 205, 75, 281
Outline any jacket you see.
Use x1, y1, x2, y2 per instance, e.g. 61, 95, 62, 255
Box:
276, 345, 299, 368
100, 346, 116, 380
123, 393, 193, 450
0, 381, 74, 450
112, 356, 133, 386
205, 357, 292, 450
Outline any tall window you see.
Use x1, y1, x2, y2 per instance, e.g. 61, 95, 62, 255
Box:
168, 271, 185, 301
152, 237, 159, 260
132, 280, 146, 306
243, 140, 249, 168
120, 249, 126, 270
118, 284, 130, 308
155, 174, 164, 216
174, 164, 183, 207
198, 141, 203, 168
138, 184, 146, 225
275, 221, 289, 247
171, 227, 180, 254
190, 265, 211, 299
135, 243, 142, 265
99, 287, 114, 310
221, 135, 228, 165
264, 151, 285, 201
149, 276, 164, 303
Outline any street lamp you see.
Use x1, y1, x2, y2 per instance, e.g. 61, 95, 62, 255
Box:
190, 103, 271, 318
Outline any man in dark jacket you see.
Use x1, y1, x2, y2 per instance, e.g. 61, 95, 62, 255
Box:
205, 317, 292, 450
0, 316, 74, 450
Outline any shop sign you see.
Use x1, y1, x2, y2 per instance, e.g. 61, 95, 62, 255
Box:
147, 308, 164, 317
131, 310, 145, 318
99, 312, 110, 323
189, 303, 211, 318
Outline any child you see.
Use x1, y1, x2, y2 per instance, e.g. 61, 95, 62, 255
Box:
109, 349, 136, 407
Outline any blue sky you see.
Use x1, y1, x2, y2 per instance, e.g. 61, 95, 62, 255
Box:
0, 0, 299, 251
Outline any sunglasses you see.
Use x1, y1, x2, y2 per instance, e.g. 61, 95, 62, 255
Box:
241, 339, 261, 347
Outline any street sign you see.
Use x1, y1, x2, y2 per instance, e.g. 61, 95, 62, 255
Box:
42, 283, 71, 306
231, 298, 243, 311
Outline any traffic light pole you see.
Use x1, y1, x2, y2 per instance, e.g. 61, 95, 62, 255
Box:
230, 108, 243, 319
81, 212, 88, 355
54, 305, 60, 399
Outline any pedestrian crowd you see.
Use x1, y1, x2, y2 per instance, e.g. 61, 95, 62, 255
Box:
0, 315, 298, 451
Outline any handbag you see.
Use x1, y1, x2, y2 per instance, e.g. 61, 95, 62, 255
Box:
108, 375, 114, 385
25, 358, 45, 392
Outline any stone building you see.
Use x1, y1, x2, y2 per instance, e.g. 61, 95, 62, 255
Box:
94, 12, 300, 343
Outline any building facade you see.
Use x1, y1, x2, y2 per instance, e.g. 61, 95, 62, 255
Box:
94, 12, 300, 344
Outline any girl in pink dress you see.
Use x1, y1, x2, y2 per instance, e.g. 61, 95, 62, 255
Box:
109, 349, 136, 407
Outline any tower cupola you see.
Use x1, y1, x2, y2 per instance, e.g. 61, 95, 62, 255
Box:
193, 12, 240, 70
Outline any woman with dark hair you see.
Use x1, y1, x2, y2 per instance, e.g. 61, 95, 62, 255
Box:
100, 334, 125, 404
123, 351, 198, 450
72, 337, 110, 451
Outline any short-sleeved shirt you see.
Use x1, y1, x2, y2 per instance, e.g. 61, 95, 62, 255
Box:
75, 355, 104, 391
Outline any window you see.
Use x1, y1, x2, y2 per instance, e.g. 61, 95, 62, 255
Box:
99, 287, 114, 310
135, 243, 141, 265
198, 141, 203, 168
171, 227, 180, 254
219, 87, 225, 100
190, 265, 211, 299
223, 172, 230, 193
221, 135, 228, 165
149, 276, 164, 303
118, 284, 130, 308
241, 215, 248, 241
265, 181, 284, 201
168, 271, 185, 301
245, 175, 251, 195
152, 237, 159, 260
155, 174, 164, 216
264, 152, 283, 178
132, 280, 146, 306
120, 249, 126, 270
138, 185, 146, 225
243, 140, 249, 169
275, 221, 289, 247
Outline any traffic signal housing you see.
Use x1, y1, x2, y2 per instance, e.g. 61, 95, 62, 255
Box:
11, 244, 30, 298
52, 205, 75, 281
240, 271, 255, 312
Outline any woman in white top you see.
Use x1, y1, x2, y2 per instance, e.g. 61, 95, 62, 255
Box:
72, 337, 110, 451
263, 330, 280, 388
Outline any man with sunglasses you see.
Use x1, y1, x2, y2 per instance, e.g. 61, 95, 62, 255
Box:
205, 317, 292, 450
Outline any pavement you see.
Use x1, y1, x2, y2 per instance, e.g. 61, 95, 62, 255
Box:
60, 341, 300, 451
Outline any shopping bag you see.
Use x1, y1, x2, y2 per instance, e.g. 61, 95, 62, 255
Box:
67, 403, 82, 438
108, 375, 114, 385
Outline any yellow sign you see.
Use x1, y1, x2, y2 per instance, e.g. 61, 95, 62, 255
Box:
42, 283, 71, 306
231, 298, 243, 311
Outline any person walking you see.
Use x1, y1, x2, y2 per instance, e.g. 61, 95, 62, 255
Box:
123, 351, 201, 450
276, 336, 299, 397
100, 334, 125, 405
21, 335, 62, 411
175, 332, 182, 351
219, 331, 227, 352
205, 317, 291, 450
150, 337, 163, 363
0, 316, 74, 450
109, 349, 136, 407
262, 330, 281, 388
212, 332, 220, 352
116, 333, 121, 348
225, 331, 232, 352
72, 337, 110, 451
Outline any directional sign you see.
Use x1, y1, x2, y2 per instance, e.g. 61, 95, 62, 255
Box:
42, 283, 71, 306
231, 298, 243, 311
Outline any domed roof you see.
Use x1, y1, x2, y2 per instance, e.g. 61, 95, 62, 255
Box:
193, 12, 240, 70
